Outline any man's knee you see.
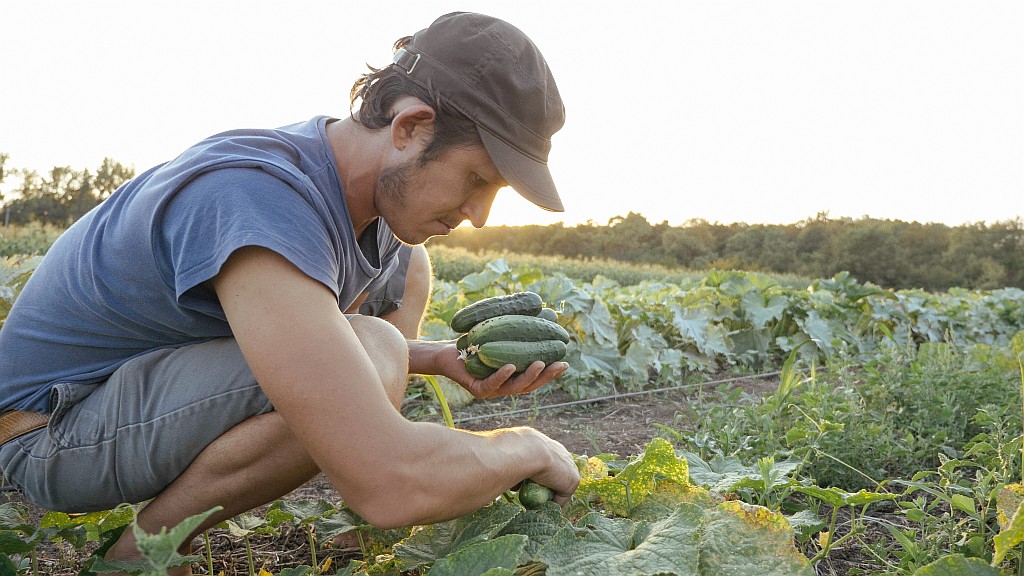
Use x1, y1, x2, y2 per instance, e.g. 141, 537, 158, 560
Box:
348, 315, 409, 409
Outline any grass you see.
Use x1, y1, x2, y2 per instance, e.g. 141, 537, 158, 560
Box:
658, 339, 1024, 573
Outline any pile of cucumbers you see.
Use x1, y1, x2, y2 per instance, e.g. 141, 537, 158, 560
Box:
450, 291, 569, 378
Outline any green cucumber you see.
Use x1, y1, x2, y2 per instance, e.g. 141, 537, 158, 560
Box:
519, 480, 555, 508
450, 291, 543, 333
477, 340, 567, 371
464, 354, 498, 378
538, 307, 559, 323
466, 314, 570, 347
456, 333, 471, 351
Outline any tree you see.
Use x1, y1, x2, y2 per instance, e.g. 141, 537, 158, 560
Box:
0, 157, 134, 226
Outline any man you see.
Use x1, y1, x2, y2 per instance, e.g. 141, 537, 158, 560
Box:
0, 12, 580, 570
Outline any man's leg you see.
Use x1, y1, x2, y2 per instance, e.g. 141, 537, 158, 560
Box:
100, 315, 409, 573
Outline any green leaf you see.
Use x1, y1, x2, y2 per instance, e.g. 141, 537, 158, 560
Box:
495, 504, 565, 557
426, 534, 528, 576
791, 486, 896, 509
313, 509, 362, 542
0, 531, 34, 555
272, 499, 335, 525
911, 553, 1001, 575
130, 506, 221, 572
742, 292, 787, 328
0, 504, 28, 530
786, 510, 826, 544
790, 486, 846, 508
679, 451, 800, 494
536, 505, 702, 576
0, 553, 19, 576
393, 501, 522, 572
950, 494, 976, 515
225, 511, 267, 537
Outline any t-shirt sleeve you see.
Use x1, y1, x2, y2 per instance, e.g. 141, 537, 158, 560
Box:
158, 167, 341, 317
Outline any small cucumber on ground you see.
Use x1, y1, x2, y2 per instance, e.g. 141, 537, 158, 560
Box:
477, 340, 567, 371
450, 291, 543, 333
518, 480, 555, 509
466, 314, 570, 347
464, 354, 497, 378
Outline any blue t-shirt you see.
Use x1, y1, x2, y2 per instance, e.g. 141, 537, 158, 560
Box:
0, 116, 403, 413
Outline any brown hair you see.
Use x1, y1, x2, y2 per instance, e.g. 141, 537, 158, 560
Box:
350, 36, 481, 166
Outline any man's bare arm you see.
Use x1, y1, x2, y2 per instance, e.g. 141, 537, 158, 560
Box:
213, 246, 579, 528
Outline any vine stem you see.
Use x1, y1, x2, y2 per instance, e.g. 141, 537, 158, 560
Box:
203, 531, 214, 576
423, 375, 456, 429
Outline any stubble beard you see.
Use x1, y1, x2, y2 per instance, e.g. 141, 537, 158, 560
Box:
376, 159, 420, 244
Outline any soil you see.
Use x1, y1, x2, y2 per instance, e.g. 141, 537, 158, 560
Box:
4, 374, 801, 575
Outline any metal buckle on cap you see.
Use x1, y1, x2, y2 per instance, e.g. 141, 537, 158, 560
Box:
393, 48, 421, 74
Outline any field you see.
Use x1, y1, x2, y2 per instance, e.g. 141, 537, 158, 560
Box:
2, 227, 1024, 575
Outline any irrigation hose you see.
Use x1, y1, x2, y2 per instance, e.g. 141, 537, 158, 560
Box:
451, 370, 783, 424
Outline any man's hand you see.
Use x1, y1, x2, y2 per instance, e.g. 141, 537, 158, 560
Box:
434, 341, 569, 399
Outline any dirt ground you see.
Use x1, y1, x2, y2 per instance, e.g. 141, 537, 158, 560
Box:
5, 374, 783, 575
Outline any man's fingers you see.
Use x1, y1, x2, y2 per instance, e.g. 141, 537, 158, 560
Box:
463, 360, 569, 399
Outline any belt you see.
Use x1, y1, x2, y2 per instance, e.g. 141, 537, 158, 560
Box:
0, 410, 49, 445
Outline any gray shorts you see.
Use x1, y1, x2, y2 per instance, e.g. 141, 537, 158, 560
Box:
0, 338, 272, 512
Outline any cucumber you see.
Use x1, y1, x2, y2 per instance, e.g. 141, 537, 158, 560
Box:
477, 340, 567, 371
466, 314, 570, 347
450, 291, 543, 333
456, 333, 471, 351
538, 307, 559, 323
464, 354, 498, 378
518, 480, 555, 509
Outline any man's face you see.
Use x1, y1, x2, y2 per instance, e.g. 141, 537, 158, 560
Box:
376, 144, 507, 245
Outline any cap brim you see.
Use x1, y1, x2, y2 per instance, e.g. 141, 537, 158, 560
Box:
479, 129, 564, 212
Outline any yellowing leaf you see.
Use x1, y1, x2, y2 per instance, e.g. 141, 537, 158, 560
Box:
581, 456, 609, 480
993, 487, 1024, 565
997, 483, 1024, 529
577, 438, 702, 516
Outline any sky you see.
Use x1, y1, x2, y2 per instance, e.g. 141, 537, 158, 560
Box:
1, 1, 1021, 229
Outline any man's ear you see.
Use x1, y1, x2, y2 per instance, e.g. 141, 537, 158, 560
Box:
390, 102, 436, 152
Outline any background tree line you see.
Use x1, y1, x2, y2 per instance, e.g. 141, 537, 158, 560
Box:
0, 153, 135, 226
430, 211, 1024, 291
2, 154, 1020, 291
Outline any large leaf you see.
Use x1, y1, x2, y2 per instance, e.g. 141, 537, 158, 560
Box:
577, 438, 700, 517
994, 483, 1024, 565
680, 451, 800, 494
911, 554, 1001, 575
393, 501, 522, 571
495, 505, 565, 558
742, 291, 787, 328
426, 534, 528, 576
698, 501, 815, 576
536, 506, 702, 576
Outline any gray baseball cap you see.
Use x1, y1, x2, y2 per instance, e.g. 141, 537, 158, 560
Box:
393, 12, 566, 212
